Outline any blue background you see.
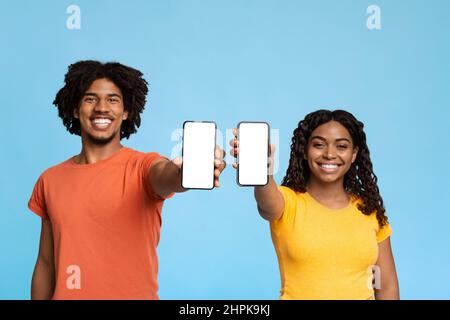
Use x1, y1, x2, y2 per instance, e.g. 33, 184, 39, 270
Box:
1, 0, 449, 299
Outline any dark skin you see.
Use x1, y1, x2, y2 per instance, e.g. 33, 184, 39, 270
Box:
230, 120, 399, 300
31, 78, 226, 299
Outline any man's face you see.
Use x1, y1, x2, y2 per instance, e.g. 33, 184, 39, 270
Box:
74, 78, 128, 145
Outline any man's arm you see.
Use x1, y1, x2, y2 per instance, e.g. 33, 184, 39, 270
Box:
147, 148, 226, 199
374, 237, 400, 300
147, 158, 186, 198
31, 218, 55, 300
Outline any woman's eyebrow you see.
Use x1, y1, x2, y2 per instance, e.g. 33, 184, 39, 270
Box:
310, 136, 351, 143
336, 138, 351, 143
310, 136, 326, 141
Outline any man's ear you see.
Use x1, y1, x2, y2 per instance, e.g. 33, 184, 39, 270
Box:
73, 107, 79, 119
122, 110, 129, 120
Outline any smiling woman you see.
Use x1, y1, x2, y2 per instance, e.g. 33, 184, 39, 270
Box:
230, 109, 400, 300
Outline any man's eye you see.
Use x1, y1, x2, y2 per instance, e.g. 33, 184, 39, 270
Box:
337, 145, 348, 149
109, 98, 119, 103
84, 97, 95, 102
314, 144, 324, 148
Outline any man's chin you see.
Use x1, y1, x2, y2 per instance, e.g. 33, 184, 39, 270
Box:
85, 132, 117, 145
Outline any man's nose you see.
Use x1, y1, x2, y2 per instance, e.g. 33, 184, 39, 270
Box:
94, 99, 109, 112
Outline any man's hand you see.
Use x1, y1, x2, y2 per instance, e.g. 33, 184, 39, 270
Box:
149, 145, 227, 198
171, 145, 227, 188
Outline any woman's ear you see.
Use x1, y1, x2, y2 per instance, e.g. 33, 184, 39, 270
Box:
352, 146, 359, 163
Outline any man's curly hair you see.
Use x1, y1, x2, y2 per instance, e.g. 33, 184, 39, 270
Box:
281, 109, 388, 227
53, 60, 149, 140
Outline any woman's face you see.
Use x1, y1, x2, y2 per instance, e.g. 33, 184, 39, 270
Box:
306, 120, 358, 185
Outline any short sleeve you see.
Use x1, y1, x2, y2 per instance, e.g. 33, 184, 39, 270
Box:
141, 152, 175, 201
271, 186, 298, 227
28, 174, 49, 220
376, 222, 392, 243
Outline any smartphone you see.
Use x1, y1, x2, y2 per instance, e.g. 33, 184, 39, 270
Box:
237, 121, 270, 186
181, 121, 217, 190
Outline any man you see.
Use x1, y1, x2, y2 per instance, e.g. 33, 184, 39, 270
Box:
28, 60, 226, 300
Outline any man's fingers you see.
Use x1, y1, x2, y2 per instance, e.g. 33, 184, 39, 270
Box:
269, 143, 276, 156
172, 156, 183, 168
215, 146, 225, 160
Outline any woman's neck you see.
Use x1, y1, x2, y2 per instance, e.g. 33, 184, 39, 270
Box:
306, 177, 349, 202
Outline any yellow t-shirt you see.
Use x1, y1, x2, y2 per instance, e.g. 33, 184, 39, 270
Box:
270, 186, 392, 300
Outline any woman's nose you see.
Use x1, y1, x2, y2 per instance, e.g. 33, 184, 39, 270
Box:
323, 148, 336, 159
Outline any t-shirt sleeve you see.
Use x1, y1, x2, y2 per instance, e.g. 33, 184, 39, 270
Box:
141, 152, 175, 201
271, 185, 298, 227
28, 174, 49, 220
376, 222, 392, 243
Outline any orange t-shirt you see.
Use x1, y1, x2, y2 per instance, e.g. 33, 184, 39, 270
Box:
28, 147, 173, 300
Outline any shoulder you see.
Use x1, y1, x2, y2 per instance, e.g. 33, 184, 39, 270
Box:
36, 157, 75, 182
351, 196, 392, 238
271, 185, 308, 226
124, 148, 162, 161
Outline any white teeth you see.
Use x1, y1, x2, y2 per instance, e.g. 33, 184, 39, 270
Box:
93, 118, 112, 124
320, 164, 339, 169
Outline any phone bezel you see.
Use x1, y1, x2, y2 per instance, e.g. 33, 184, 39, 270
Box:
236, 121, 270, 187
181, 120, 217, 190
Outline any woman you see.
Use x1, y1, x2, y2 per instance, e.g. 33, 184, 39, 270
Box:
231, 109, 399, 300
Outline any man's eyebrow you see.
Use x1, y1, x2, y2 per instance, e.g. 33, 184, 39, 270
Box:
107, 93, 122, 98
83, 92, 98, 97
310, 136, 351, 143
82, 92, 122, 98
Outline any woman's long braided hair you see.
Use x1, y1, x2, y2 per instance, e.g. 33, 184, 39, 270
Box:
281, 109, 388, 227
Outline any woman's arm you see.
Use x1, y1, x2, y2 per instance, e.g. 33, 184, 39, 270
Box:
254, 175, 284, 221
230, 131, 284, 221
31, 218, 55, 300
374, 237, 400, 300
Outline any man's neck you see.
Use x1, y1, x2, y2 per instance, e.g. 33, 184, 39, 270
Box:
75, 139, 124, 165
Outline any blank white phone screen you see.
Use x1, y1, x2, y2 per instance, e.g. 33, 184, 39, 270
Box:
238, 122, 269, 186
182, 122, 216, 189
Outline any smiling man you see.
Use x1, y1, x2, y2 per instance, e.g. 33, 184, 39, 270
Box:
28, 60, 226, 300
